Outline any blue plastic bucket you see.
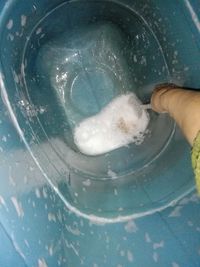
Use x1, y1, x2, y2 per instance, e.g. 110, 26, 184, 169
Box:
0, 0, 197, 222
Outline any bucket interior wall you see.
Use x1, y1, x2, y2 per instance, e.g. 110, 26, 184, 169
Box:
0, 0, 198, 218
1, 1, 200, 267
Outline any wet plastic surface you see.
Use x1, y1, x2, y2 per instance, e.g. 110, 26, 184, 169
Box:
0, 0, 195, 220
0, 0, 200, 266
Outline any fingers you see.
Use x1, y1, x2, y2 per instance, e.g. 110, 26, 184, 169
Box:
150, 84, 200, 145
151, 83, 179, 113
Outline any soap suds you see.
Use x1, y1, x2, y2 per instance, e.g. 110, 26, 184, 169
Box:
38, 258, 48, 267
36, 27, 42, 35
107, 169, 117, 179
74, 93, 149, 155
21, 15, 27, 27
7, 19, 13, 30
11, 196, 24, 218
124, 220, 138, 233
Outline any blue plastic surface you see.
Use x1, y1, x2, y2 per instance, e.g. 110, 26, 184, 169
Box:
0, 0, 200, 266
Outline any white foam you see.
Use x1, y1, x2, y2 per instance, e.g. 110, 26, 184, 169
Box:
74, 93, 149, 155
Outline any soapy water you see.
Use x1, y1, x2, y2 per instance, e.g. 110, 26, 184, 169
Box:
17, 0, 181, 220
74, 93, 149, 155
36, 22, 134, 130
35, 19, 151, 157
22, 5, 174, 177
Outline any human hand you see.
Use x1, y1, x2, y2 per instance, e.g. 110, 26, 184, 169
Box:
151, 84, 200, 145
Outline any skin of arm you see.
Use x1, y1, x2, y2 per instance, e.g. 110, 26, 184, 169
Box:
151, 84, 200, 193
151, 85, 200, 146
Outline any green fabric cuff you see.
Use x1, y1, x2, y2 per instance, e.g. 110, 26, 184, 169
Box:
192, 131, 200, 194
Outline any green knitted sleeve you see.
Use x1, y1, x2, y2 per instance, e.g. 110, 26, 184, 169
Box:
192, 131, 200, 194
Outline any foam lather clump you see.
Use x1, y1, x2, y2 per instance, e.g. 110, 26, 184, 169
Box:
74, 93, 149, 155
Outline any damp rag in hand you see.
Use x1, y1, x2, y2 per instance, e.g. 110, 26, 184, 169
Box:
74, 93, 149, 155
